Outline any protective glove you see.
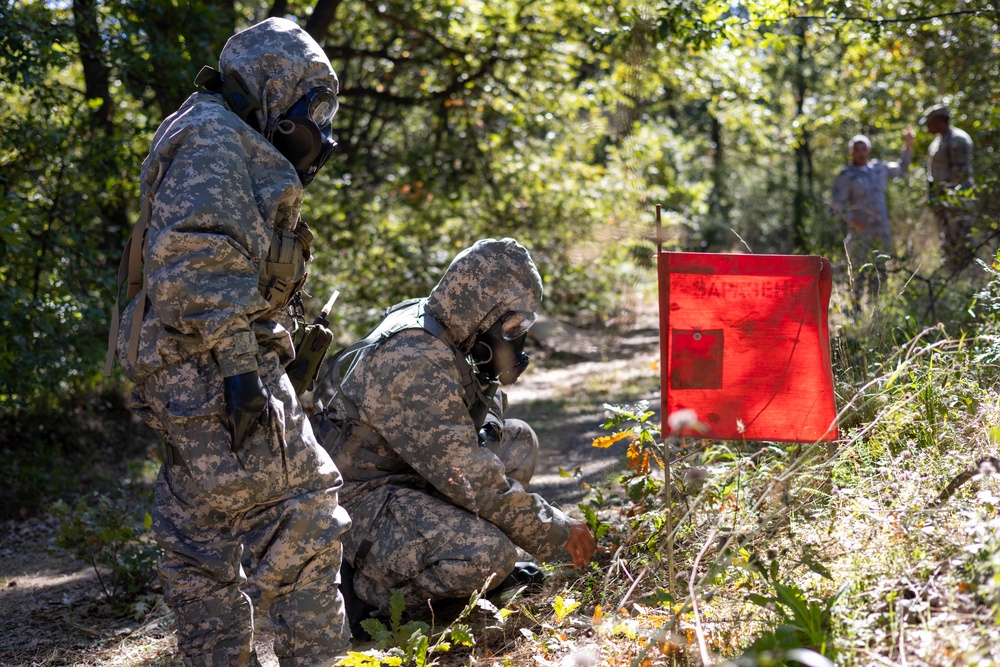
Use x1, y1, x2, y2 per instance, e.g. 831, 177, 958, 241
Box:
477, 422, 501, 447
492, 561, 546, 595
223, 370, 269, 452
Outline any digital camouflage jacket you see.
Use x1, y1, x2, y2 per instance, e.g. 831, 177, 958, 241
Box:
321, 239, 574, 563
928, 126, 974, 195
117, 18, 339, 384
831, 146, 912, 238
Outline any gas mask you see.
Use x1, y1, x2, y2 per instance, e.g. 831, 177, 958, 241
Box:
270, 86, 338, 186
470, 311, 536, 385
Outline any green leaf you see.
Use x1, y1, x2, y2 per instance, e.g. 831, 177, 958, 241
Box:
773, 583, 813, 626
412, 634, 429, 667
701, 0, 730, 23
388, 589, 406, 631
360, 618, 391, 644
448, 623, 475, 646
639, 587, 674, 608
800, 549, 833, 581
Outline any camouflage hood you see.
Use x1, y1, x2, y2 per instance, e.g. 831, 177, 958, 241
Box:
427, 238, 542, 351
219, 17, 338, 137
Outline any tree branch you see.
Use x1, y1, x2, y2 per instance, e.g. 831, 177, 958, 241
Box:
792, 8, 992, 24
305, 0, 343, 43
360, 0, 463, 55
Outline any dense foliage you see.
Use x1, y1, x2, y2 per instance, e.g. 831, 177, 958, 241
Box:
2, 0, 999, 414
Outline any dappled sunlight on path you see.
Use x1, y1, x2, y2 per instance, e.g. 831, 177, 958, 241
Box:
505, 312, 661, 507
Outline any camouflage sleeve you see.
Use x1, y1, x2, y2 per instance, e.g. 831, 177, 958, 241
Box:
357, 331, 573, 561
145, 115, 272, 377
950, 134, 973, 186
831, 170, 849, 222
885, 143, 913, 179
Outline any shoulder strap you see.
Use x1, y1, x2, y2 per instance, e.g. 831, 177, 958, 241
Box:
194, 66, 262, 133
324, 299, 480, 421
323, 300, 427, 421
103, 187, 154, 376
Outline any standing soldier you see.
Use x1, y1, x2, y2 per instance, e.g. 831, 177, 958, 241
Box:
920, 104, 976, 270
106, 18, 351, 666
312, 238, 595, 637
831, 129, 914, 308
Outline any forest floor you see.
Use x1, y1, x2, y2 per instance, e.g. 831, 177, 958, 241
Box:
0, 305, 661, 667
4, 269, 1000, 666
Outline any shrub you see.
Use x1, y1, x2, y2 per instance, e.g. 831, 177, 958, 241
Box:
50, 477, 162, 612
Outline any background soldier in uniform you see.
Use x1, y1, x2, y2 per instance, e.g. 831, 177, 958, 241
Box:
831, 129, 914, 308
108, 18, 351, 666
920, 103, 976, 270
313, 238, 595, 636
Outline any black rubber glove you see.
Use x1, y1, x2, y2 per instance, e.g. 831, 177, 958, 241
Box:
477, 422, 501, 447
493, 561, 546, 595
223, 371, 269, 452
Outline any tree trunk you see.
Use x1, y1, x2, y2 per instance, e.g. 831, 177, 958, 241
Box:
73, 0, 129, 253
268, 0, 289, 18
305, 0, 343, 43
708, 110, 730, 227
791, 20, 812, 252
72, 0, 113, 132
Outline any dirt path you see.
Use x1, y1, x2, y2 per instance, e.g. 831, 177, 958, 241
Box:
0, 310, 662, 666
507, 315, 661, 506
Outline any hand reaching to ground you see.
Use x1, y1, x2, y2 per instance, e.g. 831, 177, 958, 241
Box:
565, 519, 596, 569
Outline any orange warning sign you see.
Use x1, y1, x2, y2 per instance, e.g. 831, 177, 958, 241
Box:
658, 251, 838, 442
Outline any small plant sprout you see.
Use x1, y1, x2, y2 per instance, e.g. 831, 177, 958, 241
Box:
339, 575, 501, 667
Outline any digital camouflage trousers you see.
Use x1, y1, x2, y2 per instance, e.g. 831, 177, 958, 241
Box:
132, 349, 352, 667
341, 418, 539, 613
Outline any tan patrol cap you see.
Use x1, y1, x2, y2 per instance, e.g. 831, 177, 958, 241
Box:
919, 104, 949, 124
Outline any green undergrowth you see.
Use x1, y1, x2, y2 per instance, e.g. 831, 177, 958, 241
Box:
523, 259, 1000, 665
356, 258, 1000, 666
7, 257, 1000, 666
0, 390, 158, 520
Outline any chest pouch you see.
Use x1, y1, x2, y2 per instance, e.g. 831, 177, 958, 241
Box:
259, 222, 313, 316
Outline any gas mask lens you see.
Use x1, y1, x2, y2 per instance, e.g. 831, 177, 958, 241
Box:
500, 312, 536, 340
306, 87, 338, 127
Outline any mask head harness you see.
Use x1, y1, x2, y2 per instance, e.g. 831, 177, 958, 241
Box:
470, 311, 536, 385
194, 66, 338, 186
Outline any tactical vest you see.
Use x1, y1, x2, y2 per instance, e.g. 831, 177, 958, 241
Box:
320, 298, 497, 480
103, 96, 312, 376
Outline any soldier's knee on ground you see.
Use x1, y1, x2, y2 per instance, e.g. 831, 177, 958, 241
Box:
353, 524, 519, 612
